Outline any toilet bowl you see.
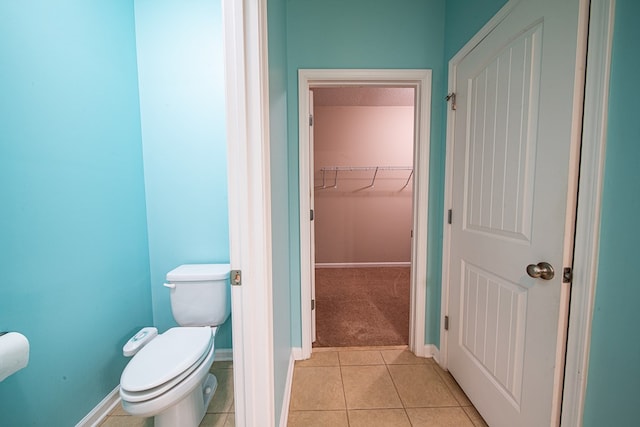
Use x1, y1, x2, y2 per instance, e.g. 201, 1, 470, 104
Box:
120, 326, 218, 427
119, 263, 230, 427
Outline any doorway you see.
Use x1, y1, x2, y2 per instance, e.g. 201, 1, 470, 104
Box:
311, 86, 415, 347
298, 69, 432, 359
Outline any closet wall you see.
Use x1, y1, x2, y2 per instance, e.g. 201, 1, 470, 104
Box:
313, 88, 415, 265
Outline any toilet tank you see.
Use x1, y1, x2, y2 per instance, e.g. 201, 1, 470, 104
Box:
165, 264, 231, 327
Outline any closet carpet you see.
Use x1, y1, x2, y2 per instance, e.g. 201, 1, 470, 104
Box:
313, 267, 410, 347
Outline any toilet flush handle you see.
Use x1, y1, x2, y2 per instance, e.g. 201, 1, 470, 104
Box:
163, 283, 176, 289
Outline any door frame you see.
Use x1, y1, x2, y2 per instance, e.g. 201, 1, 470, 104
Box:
561, 0, 616, 424
440, 0, 615, 425
222, 0, 275, 425
298, 69, 432, 359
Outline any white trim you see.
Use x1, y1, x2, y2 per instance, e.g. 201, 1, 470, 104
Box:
298, 69, 432, 360
440, 0, 520, 373
278, 350, 297, 427
561, 0, 615, 425
75, 386, 120, 427
292, 346, 304, 361
222, 0, 275, 426
551, 1, 592, 422
424, 344, 440, 363
315, 262, 411, 269
214, 348, 234, 362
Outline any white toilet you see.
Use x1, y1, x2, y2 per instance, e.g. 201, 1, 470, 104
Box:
119, 264, 231, 427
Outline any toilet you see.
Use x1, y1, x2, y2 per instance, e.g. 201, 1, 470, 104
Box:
119, 264, 231, 427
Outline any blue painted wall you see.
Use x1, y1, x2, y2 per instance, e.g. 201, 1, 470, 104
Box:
443, 0, 507, 60
285, 0, 447, 347
267, 0, 292, 423
134, 0, 231, 347
583, 0, 640, 424
0, 1, 152, 425
0, 0, 243, 423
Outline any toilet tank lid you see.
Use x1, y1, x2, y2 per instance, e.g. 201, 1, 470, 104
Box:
166, 264, 230, 281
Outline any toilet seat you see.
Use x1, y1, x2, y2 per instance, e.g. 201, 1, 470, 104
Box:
120, 327, 213, 402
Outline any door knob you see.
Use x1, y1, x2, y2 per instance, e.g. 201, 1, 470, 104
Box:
526, 262, 555, 280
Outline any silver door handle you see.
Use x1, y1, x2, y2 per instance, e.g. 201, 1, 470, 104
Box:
526, 262, 555, 280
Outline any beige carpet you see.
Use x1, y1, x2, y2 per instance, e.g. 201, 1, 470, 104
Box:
313, 267, 410, 347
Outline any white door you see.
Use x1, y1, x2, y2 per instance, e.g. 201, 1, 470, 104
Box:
446, 0, 585, 426
309, 89, 317, 343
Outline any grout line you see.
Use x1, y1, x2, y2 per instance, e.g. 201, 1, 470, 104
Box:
461, 407, 478, 427
339, 364, 387, 367
432, 364, 474, 407
313, 345, 408, 352
383, 354, 406, 410
337, 362, 349, 422
381, 357, 414, 426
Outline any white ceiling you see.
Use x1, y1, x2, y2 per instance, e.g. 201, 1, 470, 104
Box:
312, 87, 415, 107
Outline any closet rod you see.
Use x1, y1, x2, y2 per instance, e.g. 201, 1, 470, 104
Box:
319, 166, 413, 172
318, 166, 413, 189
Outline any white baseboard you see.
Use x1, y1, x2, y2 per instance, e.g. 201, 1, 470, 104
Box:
424, 344, 440, 364
279, 348, 299, 427
315, 262, 411, 269
215, 347, 233, 361
75, 386, 120, 427
292, 346, 304, 361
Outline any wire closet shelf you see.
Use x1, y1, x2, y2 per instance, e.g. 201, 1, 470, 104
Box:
317, 166, 413, 190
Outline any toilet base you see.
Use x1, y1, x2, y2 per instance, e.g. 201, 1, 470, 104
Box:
154, 374, 218, 427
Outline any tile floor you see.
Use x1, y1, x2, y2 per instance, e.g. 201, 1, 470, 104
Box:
99, 346, 487, 427
288, 346, 488, 427
100, 360, 234, 427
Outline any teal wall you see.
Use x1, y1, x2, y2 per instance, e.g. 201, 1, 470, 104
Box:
134, 0, 231, 347
443, 0, 507, 59
267, 0, 292, 423
0, 1, 152, 425
583, 0, 640, 424
0, 1, 231, 423
285, 0, 447, 347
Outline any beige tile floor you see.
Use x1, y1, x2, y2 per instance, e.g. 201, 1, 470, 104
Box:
100, 347, 487, 427
288, 346, 488, 427
100, 360, 235, 427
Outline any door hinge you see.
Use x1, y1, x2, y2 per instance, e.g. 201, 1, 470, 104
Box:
311, 299, 315, 310
447, 209, 452, 224
563, 267, 573, 283
446, 92, 457, 110
310, 209, 314, 221
444, 315, 449, 331
309, 114, 313, 126
231, 270, 242, 286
